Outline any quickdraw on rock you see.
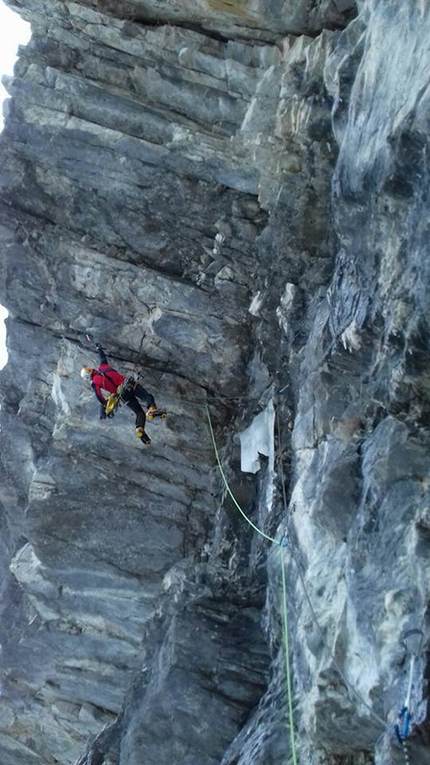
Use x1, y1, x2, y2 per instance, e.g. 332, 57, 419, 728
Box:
394, 628, 424, 760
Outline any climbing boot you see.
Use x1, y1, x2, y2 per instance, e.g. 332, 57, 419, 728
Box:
135, 427, 151, 445
146, 405, 167, 420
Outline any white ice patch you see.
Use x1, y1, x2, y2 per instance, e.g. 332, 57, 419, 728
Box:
249, 291, 263, 316
341, 319, 361, 352
51, 370, 71, 415
239, 400, 276, 514
276, 282, 298, 336
239, 400, 275, 474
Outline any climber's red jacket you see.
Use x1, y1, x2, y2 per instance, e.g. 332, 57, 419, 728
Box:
91, 363, 126, 405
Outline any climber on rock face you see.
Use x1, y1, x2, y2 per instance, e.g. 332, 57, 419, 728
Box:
80, 344, 166, 446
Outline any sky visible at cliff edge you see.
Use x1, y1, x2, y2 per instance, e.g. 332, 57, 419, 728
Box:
0, 2, 31, 131
0, 1, 31, 368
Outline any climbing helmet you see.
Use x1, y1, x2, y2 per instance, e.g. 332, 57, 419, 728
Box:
80, 366, 94, 380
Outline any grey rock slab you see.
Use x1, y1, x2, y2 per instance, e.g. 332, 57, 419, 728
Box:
120, 575, 270, 765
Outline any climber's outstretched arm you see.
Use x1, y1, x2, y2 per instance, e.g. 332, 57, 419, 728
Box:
96, 343, 108, 366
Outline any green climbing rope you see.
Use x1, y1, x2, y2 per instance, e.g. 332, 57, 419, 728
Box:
280, 546, 297, 765
205, 403, 298, 765
205, 404, 277, 544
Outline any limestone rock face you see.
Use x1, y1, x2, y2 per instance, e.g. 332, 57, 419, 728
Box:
0, 1, 429, 765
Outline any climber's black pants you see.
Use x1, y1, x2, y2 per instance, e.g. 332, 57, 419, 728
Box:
122, 384, 155, 430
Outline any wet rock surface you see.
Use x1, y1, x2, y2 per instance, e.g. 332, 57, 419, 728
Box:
0, 1, 429, 764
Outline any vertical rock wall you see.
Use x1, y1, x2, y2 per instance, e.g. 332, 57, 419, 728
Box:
0, 1, 429, 764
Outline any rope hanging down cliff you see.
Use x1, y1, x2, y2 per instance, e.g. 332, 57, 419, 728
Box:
205, 404, 297, 765
205, 401, 389, 746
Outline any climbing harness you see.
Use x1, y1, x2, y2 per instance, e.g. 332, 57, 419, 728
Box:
117, 375, 138, 398
394, 628, 424, 760
103, 375, 138, 417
